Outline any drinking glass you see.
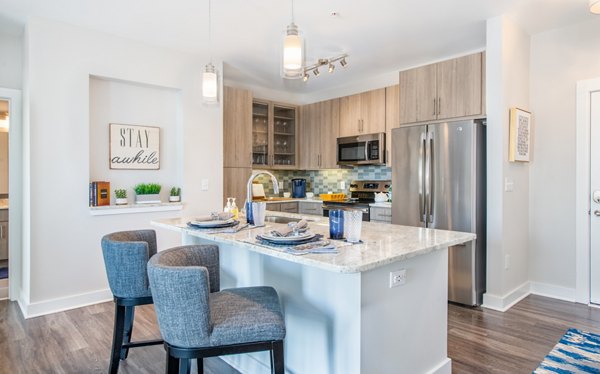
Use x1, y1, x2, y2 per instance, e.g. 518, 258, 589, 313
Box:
252, 202, 267, 226
329, 210, 345, 239
344, 210, 363, 243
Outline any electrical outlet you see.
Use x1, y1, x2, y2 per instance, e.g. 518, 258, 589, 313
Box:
389, 269, 407, 288
504, 178, 514, 192
505, 254, 510, 270
201, 178, 209, 191
340, 181, 346, 190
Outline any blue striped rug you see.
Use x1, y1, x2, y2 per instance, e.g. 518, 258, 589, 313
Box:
534, 328, 600, 373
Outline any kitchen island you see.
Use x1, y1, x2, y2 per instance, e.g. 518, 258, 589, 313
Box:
152, 213, 475, 374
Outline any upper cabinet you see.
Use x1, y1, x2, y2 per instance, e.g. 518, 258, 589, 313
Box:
300, 99, 340, 170
339, 88, 386, 137
385, 84, 400, 167
252, 100, 299, 169
399, 52, 484, 125
223, 86, 253, 168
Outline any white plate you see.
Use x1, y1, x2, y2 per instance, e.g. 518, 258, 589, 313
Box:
259, 231, 316, 243
189, 218, 236, 228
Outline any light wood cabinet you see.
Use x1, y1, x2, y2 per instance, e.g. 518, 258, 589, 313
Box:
223, 86, 252, 168
398, 52, 484, 125
223, 167, 252, 207
300, 99, 340, 170
339, 88, 386, 137
252, 100, 299, 169
385, 85, 400, 167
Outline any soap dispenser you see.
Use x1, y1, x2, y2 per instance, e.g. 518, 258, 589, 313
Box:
230, 198, 239, 219
224, 197, 232, 213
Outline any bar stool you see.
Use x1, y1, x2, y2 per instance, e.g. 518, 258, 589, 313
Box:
147, 245, 286, 374
101, 230, 164, 374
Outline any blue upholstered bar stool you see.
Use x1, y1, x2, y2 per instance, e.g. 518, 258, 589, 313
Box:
147, 245, 286, 374
101, 230, 164, 374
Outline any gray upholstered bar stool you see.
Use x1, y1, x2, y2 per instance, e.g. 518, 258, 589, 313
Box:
101, 230, 164, 374
147, 245, 286, 374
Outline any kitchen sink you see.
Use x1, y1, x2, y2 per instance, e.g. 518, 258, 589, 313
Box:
264, 216, 301, 224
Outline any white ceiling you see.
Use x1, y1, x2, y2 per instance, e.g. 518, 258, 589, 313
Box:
0, 0, 595, 94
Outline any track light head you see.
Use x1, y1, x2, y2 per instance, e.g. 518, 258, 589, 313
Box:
313, 68, 320, 77
340, 58, 348, 67
328, 63, 335, 73
303, 73, 309, 82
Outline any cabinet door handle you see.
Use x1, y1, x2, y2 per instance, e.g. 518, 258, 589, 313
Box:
433, 98, 436, 116
438, 97, 441, 116
0, 225, 3, 239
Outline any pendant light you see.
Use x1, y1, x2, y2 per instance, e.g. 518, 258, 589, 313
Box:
591, 0, 600, 14
281, 0, 304, 79
202, 0, 218, 103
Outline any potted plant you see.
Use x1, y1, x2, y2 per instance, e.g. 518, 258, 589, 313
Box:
134, 183, 161, 204
169, 187, 181, 202
114, 189, 128, 205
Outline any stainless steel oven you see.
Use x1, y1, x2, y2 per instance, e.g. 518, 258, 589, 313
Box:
321, 180, 391, 222
337, 133, 385, 165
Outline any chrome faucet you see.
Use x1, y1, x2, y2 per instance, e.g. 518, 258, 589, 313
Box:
246, 170, 280, 207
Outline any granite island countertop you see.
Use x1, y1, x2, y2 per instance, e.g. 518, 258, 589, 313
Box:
152, 212, 475, 274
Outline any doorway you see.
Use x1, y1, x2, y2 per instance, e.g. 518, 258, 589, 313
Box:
0, 100, 7, 300
591, 91, 600, 305
576, 78, 600, 305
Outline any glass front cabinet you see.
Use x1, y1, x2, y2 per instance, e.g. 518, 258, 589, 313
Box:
252, 100, 298, 169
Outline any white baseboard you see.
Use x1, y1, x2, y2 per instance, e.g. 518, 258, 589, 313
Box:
482, 282, 530, 312
428, 358, 452, 374
20, 288, 112, 319
530, 282, 576, 302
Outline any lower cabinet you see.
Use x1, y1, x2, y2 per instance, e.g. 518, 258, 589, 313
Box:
0, 210, 7, 261
298, 202, 323, 216
267, 202, 298, 213
370, 206, 392, 223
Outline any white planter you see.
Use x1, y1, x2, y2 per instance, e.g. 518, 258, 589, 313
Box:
115, 198, 128, 205
135, 194, 161, 204
169, 196, 181, 202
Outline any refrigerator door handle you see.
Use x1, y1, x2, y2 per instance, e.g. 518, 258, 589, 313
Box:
420, 132, 427, 222
427, 131, 434, 223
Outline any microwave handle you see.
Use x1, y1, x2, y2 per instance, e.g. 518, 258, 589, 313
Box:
364, 141, 369, 161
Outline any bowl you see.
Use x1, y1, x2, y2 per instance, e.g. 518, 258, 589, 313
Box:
306, 192, 314, 199
283, 192, 291, 198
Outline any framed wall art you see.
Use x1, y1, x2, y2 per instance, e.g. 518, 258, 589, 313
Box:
109, 123, 160, 170
509, 108, 531, 162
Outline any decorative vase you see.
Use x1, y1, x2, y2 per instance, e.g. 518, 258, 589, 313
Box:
169, 196, 181, 202
115, 198, 128, 205
135, 194, 161, 204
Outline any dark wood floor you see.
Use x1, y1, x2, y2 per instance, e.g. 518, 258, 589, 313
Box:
0, 294, 598, 373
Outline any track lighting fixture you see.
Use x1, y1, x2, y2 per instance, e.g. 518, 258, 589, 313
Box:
302, 55, 348, 82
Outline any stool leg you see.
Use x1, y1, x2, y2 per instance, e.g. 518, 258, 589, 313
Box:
166, 349, 180, 374
272, 340, 284, 374
109, 303, 126, 374
120, 306, 135, 360
197, 358, 204, 374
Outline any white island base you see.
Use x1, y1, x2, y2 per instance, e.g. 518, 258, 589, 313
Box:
182, 234, 451, 374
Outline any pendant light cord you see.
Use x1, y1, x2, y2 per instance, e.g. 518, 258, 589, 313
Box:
208, 0, 213, 63
291, 0, 295, 23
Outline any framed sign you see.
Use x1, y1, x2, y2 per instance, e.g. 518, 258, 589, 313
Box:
109, 123, 160, 169
509, 108, 531, 162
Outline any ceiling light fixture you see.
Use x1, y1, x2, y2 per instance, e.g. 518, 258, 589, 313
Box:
302, 55, 348, 82
202, 0, 218, 103
303, 73, 309, 82
591, 0, 600, 14
281, 0, 305, 79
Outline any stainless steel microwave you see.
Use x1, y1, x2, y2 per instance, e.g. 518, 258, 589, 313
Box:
337, 133, 385, 165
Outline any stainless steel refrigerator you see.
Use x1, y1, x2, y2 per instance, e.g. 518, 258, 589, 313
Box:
391, 119, 486, 306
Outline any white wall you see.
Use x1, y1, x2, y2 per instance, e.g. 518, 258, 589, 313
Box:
89, 77, 182, 203
483, 16, 531, 310
0, 33, 22, 90
529, 18, 600, 293
21, 17, 223, 316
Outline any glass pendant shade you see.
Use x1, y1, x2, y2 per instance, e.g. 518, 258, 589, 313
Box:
591, 0, 600, 14
281, 23, 304, 79
202, 62, 218, 103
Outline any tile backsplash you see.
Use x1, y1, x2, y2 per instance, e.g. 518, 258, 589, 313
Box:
254, 165, 392, 196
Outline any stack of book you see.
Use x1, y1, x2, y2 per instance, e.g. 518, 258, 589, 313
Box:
89, 181, 110, 207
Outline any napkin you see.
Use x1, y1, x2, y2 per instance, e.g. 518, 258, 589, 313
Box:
269, 219, 309, 237
194, 212, 234, 222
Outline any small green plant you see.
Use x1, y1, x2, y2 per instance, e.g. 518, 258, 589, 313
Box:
170, 187, 181, 197
114, 189, 127, 199
134, 183, 161, 195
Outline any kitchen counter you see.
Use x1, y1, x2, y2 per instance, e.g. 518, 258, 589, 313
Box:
152, 212, 473, 273
152, 212, 473, 373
